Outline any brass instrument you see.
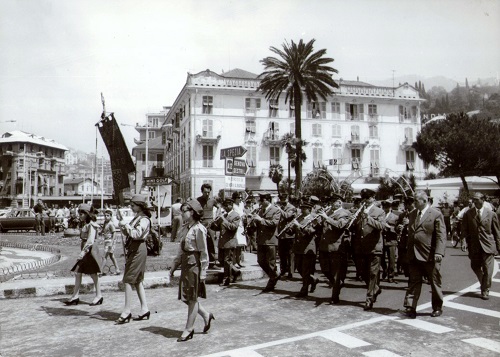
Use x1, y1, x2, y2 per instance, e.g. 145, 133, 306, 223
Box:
243, 206, 260, 234
299, 206, 332, 230
345, 202, 366, 230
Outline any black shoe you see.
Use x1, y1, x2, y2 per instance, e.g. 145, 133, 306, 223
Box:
89, 297, 103, 306
177, 330, 194, 342
287, 272, 293, 279
373, 288, 382, 303
262, 285, 275, 293
64, 298, 79, 306
309, 278, 319, 293
203, 313, 215, 333
115, 313, 132, 324
221, 279, 230, 287
331, 296, 340, 304
388, 278, 395, 283
363, 302, 373, 311
133, 311, 151, 321
399, 308, 417, 319
431, 309, 442, 317
232, 270, 241, 283
481, 290, 490, 300
295, 290, 308, 298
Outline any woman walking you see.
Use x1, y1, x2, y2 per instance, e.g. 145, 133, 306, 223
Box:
115, 195, 151, 324
64, 204, 104, 306
102, 209, 121, 275
171, 199, 214, 342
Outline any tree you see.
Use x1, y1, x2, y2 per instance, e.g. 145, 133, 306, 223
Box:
413, 112, 500, 192
258, 39, 338, 194
268, 164, 283, 194
281, 132, 308, 193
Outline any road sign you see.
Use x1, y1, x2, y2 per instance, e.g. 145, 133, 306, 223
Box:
225, 176, 245, 190
225, 158, 247, 176
220, 146, 247, 159
144, 176, 171, 186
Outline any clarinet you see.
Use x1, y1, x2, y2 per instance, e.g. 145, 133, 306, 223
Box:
299, 206, 332, 230
345, 202, 367, 230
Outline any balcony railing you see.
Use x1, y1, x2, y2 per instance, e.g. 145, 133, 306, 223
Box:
367, 114, 379, 122
346, 135, 368, 148
399, 137, 415, 150
346, 113, 364, 121
399, 115, 418, 123
262, 130, 280, 145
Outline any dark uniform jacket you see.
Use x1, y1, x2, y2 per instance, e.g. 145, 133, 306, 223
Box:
210, 210, 241, 249
354, 204, 385, 255
407, 206, 446, 262
293, 213, 320, 255
383, 211, 400, 247
319, 208, 351, 252
462, 206, 500, 257
277, 202, 297, 239
255, 204, 281, 246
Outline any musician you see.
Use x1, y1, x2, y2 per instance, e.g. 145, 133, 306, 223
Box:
350, 195, 364, 281
231, 192, 246, 268
396, 196, 415, 277
276, 193, 297, 279
210, 198, 241, 286
197, 183, 218, 268
253, 192, 281, 292
318, 193, 351, 304
353, 188, 386, 311
292, 200, 321, 298
243, 198, 258, 252
381, 200, 399, 283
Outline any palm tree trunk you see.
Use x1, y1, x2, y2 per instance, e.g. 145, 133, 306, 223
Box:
294, 87, 302, 195
288, 159, 291, 195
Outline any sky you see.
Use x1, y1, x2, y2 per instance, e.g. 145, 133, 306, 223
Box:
0, 0, 499, 154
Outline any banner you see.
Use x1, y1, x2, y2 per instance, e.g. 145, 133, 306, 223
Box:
97, 114, 135, 193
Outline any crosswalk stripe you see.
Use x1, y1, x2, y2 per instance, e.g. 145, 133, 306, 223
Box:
492, 278, 500, 283
228, 350, 264, 357
363, 349, 403, 357
444, 300, 500, 318
486, 291, 500, 298
395, 319, 454, 333
463, 337, 500, 353
318, 330, 371, 348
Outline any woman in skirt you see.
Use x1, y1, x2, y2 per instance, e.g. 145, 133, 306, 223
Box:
64, 204, 103, 306
171, 199, 214, 342
115, 195, 151, 324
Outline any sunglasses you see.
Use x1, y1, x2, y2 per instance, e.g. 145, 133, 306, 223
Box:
182, 208, 193, 213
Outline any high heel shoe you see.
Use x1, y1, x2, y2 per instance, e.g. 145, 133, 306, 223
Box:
177, 330, 194, 342
115, 313, 132, 324
133, 311, 151, 321
64, 298, 79, 306
89, 297, 103, 306
203, 313, 215, 333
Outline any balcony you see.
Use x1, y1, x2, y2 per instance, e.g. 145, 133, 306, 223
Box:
196, 133, 221, 145
399, 115, 418, 123
399, 137, 415, 150
262, 129, 281, 146
244, 108, 258, 118
346, 113, 364, 121
367, 114, 379, 123
346, 135, 368, 148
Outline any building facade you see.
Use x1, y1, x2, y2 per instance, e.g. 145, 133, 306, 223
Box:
0, 130, 67, 207
161, 69, 425, 201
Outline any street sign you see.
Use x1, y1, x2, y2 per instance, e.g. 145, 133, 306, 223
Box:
225, 158, 247, 176
144, 176, 171, 186
225, 176, 245, 190
220, 146, 247, 159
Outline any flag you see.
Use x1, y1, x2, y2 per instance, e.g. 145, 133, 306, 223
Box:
97, 114, 135, 193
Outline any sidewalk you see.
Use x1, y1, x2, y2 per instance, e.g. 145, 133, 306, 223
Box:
0, 252, 264, 299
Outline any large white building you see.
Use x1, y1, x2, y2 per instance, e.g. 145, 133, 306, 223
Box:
162, 68, 425, 200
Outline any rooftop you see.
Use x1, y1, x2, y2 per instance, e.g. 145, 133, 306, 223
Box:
0, 130, 68, 151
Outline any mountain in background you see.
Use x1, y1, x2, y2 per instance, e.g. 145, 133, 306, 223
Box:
370, 75, 498, 92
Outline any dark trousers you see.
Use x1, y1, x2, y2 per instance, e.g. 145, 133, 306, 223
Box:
295, 253, 316, 292
35, 214, 45, 236
404, 258, 443, 311
219, 248, 239, 281
278, 238, 294, 275
356, 253, 382, 304
319, 250, 345, 299
257, 245, 278, 281
381, 244, 397, 278
247, 230, 257, 253
206, 228, 217, 263
171, 215, 182, 242
470, 251, 495, 292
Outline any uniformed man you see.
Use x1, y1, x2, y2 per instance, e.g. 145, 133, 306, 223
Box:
276, 193, 297, 279
381, 199, 399, 283
396, 195, 415, 277
243, 197, 258, 253
353, 188, 386, 311
350, 195, 364, 281
318, 193, 351, 303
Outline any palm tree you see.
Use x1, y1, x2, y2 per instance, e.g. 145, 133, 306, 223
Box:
281, 132, 307, 194
258, 39, 339, 194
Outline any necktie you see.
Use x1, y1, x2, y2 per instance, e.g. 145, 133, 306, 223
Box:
415, 211, 421, 226
476, 208, 481, 221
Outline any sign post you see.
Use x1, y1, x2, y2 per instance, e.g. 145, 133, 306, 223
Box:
143, 176, 172, 236
220, 146, 248, 194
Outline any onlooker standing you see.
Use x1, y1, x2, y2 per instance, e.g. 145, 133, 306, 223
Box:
197, 183, 218, 267
461, 193, 500, 300
65, 204, 103, 306
48, 204, 57, 233
231, 191, 247, 267
115, 195, 151, 324
401, 191, 446, 319
102, 209, 121, 275
33, 199, 46, 236
171, 198, 183, 242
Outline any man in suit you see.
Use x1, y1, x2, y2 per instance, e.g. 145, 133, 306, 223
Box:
210, 198, 242, 286
461, 192, 500, 300
354, 188, 386, 311
381, 200, 400, 283
396, 196, 415, 277
253, 192, 281, 292
197, 183, 218, 267
318, 193, 351, 303
276, 193, 298, 279
401, 191, 447, 319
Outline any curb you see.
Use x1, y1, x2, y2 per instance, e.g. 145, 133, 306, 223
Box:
0, 264, 266, 299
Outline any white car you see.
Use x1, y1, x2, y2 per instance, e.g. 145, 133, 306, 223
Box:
96, 208, 134, 230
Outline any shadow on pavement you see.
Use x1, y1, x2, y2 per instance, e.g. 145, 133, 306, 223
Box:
40, 305, 90, 317
88, 310, 120, 322
140, 326, 183, 339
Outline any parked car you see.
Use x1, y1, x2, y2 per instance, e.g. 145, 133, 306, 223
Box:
0, 208, 49, 233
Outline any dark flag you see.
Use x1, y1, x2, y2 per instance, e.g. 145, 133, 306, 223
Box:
97, 113, 135, 194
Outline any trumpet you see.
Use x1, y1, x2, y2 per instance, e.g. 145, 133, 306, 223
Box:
243, 206, 260, 234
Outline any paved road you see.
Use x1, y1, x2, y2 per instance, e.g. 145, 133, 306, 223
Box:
0, 244, 499, 357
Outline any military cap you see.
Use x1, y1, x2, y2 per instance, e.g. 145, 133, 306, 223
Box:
300, 201, 313, 209
278, 193, 288, 200
259, 192, 272, 201
360, 188, 376, 199
224, 198, 234, 204
471, 192, 485, 200
329, 193, 344, 202
309, 196, 321, 204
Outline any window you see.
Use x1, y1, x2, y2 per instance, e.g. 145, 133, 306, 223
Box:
156, 154, 163, 163
331, 148, 343, 165
404, 127, 413, 142
345, 103, 364, 120
406, 150, 415, 171
351, 149, 361, 167
148, 131, 155, 139
202, 96, 213, 114
312, 123, 322, 136
308, 101, 326, 118
202, 145, 214, 167
370, 149, 380, 175
246, 146, 257, 174
331, 124, 341, 137
267, 122, 279, 140
270, 146, 280, 165
245, 120, 256, 134
269, 99, 278, 118
161, 131, 166, 145
331, 102, 341, 118
245, 98, 261, 115
151, 117, 159, 127
368, 104, 377, 116
142, 154, 146, 162
369, 125, 378, 139
351, 125, 360, 142
202, 119, 213, 137
399, 105, 418, 122
313, 147, 323, 167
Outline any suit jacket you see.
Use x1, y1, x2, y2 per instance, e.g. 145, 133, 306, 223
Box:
383, 211, 399, 247
293, 213, 319, 254
407, 206, 446, 262
255, 204, 281, 246
462, 206, 500, 256
319, 208, 351, 252
354, 204, 385, 255
277, 202, 297, 239
210, 210, 240, 249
